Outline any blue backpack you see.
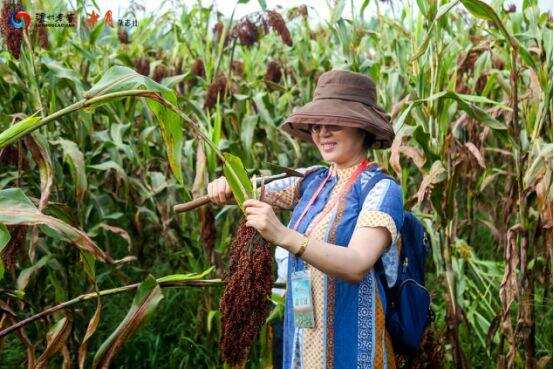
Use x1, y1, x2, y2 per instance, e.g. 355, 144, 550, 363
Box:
360, 170, 432, 355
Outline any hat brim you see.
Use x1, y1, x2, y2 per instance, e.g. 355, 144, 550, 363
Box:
279, 98, 394, 149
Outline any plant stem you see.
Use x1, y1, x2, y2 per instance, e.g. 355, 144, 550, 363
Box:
0, 90, 161, 149
0, 279, 285, 339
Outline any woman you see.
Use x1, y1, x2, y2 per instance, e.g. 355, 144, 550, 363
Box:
207, 70, 403, 369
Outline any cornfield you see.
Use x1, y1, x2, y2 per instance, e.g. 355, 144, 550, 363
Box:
0, 0, 551, 368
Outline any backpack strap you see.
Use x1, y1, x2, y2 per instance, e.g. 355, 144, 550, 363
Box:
358, 169, 402, 289
298, 166, 327, 199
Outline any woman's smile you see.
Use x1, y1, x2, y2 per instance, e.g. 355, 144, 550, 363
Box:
309, 124, 366, 167
321, 141, 337, 152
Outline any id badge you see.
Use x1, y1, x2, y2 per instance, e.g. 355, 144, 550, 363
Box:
290, 270, 315, 329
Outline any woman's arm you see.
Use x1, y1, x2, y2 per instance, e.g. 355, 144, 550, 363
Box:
243, 178, 404, 284
280, 227, 391, 283
243, 199, 393, 283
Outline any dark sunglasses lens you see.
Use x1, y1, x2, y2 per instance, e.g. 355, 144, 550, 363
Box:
309, 124, 342, 133
310, 124, 342, 133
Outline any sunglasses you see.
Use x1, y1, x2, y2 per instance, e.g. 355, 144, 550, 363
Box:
308, 124, 343, 134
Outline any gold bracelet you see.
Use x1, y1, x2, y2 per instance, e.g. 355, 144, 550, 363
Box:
295, 236, 309, 258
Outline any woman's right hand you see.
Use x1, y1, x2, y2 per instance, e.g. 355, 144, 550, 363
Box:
206, 176, 234, 205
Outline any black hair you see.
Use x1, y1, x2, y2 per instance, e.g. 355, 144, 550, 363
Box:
362, 130, 375, 150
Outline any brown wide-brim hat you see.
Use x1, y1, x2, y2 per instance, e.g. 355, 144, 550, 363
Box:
279, 69, 394, 149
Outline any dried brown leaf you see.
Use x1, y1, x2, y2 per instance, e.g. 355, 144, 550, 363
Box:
464, 142, 486, 168
389, 131, 403, 177
34, 314, 72, 369
23, 133, 53, 211
78, 300, 102, 369
416, 161, 447, 206
98, 224, 132, 252
0, 188, 112, 263
399, 145, 426, 169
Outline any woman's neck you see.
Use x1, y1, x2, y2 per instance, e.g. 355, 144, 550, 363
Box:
334, 153, 366, 169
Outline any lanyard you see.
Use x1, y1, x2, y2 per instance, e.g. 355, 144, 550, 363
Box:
291, 159, 372, 233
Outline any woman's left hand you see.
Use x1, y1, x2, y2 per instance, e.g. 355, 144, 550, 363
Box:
243, 199, 288, 244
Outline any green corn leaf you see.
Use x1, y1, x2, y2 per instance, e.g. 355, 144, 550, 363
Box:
92, 276, 163, 369
411, 1, 460, 62
16, 255, 51, 294
257, 0, 267, 11
0, 113, 41, 148
416, 91, 507, 130
459, 0, 512, 44
89, 161, 129, 183
0, 223, 10, 251
53, 139, 88, 203
222, 153, 254, 212
84, 66, 184, 185
460, 0, 537, 69
0, 224, 9, 281
156, 266, 214, 284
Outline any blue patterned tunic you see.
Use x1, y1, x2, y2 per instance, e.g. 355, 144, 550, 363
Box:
263, 161, 404, 369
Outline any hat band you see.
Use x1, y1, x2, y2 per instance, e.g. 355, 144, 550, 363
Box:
313, 83, 377, 106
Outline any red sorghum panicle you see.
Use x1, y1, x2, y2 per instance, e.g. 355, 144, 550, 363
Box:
37, 25, 48, 49
134, 57, 150, 76
117, 27, 130, 44
475, 73, 488, 94
199, 206, 217, 267
266, 9, 293, 46
457, 48, 482, 74
0, 144, 19, 166
491, 53, 505, 70
265, 60, 282, 83
232, 17, 259, 47
204, 74, 227, 109
213, 21, 224, 39
398, 326, 445, 369
153, 64, 167, 82
310, 26, 326, 40
32, 24, 48, 50
187, 58, 205, 88
231, 60, 244, 77
1, 0, 24, 59
504, 3, 516, 13
220, 218, 275, 366
287, 5, 308, 20
213, 21, 231, 46
191, 58, 205, 78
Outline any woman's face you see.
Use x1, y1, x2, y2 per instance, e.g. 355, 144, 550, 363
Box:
310, 124, 366, 165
